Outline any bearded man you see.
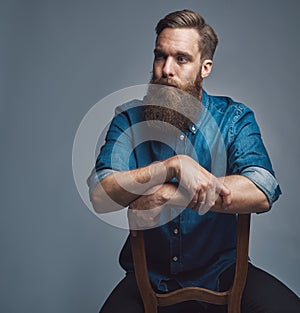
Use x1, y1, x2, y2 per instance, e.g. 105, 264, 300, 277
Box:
88, 9, 300, 313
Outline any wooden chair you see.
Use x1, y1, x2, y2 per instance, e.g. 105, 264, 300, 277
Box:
130, 213, 251, 313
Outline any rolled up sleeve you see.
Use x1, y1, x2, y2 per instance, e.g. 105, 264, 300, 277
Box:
241, 166, 282, 208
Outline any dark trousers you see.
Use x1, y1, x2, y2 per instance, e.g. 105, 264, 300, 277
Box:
99, 263, 300, 313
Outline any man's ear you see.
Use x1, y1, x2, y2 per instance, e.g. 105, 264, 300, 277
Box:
201, 59, 213, 78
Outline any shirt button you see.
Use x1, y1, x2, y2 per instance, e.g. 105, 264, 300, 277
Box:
173, 228, 179, 235
191, 125, 196, 131
172, 256, 178, 262
179, 134, 185, 140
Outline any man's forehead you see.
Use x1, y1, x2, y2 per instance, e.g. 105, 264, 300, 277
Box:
155, 28, 200, 54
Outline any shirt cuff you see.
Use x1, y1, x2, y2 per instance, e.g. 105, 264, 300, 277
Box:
87, 168, 116, 196
240, 166, 282, 209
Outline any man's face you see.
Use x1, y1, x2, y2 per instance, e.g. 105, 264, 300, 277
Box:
144, 27, 213, 131
152, 27, 203, 97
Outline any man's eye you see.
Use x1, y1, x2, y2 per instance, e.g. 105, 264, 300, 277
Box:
177, 56, 188, 63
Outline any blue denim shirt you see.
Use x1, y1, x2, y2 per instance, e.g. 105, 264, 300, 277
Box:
89, 90, 281, 292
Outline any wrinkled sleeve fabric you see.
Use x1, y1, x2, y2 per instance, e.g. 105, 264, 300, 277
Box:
241, 166, 281, 207
227, 105, 281, 207
87, 104, 138, 195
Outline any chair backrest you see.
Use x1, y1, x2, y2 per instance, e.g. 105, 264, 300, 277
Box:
130, 213, 251, 313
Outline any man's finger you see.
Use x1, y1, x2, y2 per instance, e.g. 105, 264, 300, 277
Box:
219, 184, 231, 197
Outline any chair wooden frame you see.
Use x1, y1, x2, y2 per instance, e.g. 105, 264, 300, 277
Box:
130, 213, 251, 313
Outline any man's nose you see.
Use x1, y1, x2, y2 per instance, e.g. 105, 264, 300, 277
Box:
162, 57, 175, 78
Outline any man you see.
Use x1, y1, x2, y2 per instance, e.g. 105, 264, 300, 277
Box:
88, 9, 300, 313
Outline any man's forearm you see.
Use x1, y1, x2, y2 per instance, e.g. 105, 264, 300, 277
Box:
130, 175, 270, 215
90, 158, 176, 213
167, 175, 269, 214
211, 175, 270, 214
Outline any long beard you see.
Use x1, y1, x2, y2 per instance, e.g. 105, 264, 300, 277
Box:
142, 74, 203, 132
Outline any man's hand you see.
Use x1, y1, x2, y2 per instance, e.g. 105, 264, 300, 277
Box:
128, 184, 177, 229
169, 155, 231, 214
128, 206, 163, 229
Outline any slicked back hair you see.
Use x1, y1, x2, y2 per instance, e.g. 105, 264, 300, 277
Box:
155, 9, 218, 61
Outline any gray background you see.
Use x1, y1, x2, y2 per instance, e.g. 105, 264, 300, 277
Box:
1, 0, 299, 312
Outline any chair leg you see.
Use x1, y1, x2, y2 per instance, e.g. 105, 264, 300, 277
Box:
227, 297, 241, 313
143, 302, 157, 313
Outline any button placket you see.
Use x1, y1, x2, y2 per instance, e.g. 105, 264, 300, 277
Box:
170, 217, 181, 274
175, 133, 187, 155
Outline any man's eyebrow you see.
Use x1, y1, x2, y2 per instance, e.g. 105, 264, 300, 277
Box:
175, 51, 193, 59
154, 48, 193, 59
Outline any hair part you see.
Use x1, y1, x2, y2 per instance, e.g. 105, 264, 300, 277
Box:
155, 9, 218, 61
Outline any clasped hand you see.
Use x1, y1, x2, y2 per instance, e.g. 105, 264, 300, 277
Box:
175, 155, 231, 214
128, 155, 231, 229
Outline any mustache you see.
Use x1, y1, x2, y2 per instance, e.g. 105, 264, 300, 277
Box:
150, 77, 181, 89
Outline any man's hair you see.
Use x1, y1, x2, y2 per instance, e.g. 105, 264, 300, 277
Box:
155, 9, 218, 61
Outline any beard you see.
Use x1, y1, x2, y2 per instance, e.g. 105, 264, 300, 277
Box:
142, 73, 203, 132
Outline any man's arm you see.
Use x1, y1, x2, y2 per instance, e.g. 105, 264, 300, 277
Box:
127, 173, 269, 229
90, 154, 231, 213
90, 160, 173, 213
173, 174, 269, 214
128, 174, 269, 220
211, 175, 269, 213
